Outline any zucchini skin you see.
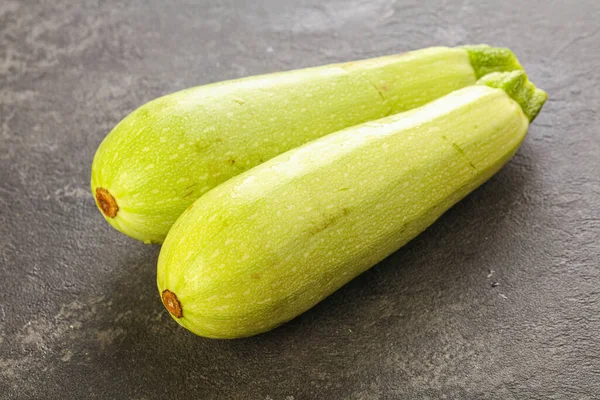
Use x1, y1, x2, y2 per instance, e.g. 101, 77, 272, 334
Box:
91, 45, 522, 243
157, 71, 546, 339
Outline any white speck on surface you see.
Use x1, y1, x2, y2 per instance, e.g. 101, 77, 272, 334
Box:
53, 185, 92, 200
60, 349, 73, 362
96, 328, 126, 350
0, 359, 18, 380
69, 321, 82, 329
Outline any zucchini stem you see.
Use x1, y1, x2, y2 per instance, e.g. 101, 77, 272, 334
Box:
477, 71, 548, 122
462, 44, 523, 79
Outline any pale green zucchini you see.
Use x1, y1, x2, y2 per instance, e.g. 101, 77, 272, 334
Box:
91, 45, 522, 243
157, 71, 546, 339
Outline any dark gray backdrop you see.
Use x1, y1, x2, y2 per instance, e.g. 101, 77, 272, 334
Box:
1, 0, 599, 399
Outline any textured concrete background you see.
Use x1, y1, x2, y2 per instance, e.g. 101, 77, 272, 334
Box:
1, 0, 599, 399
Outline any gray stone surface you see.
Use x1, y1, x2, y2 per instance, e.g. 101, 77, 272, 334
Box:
1, 0, 599, 398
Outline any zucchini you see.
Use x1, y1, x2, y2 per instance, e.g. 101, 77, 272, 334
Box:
91, 45, 523, 243
157, 71, 546, 339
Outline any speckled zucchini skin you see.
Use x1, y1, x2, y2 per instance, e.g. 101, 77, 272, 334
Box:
91, 45, 522, 243
157, 71, 546, 339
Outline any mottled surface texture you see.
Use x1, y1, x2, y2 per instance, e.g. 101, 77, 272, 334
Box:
0, 0, 598, 399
